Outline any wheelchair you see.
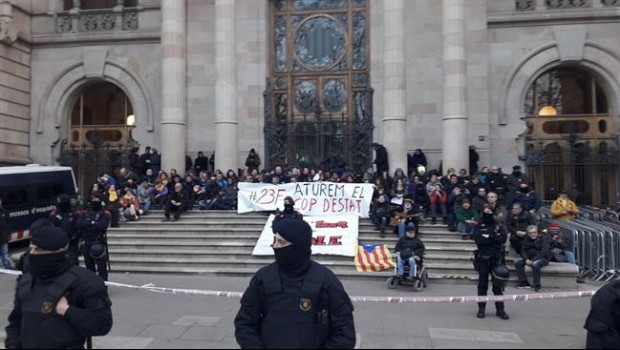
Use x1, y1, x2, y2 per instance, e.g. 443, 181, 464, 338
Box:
386, 256, 428, 291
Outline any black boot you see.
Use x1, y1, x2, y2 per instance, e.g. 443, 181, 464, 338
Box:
477, 306, 485, 319
496, 310, 509, 320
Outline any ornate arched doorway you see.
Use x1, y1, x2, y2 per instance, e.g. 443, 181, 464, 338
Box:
264, 0, 373, 174
523, 67, 619, 206
59, 81, 138, 194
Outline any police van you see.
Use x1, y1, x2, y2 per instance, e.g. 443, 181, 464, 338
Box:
0, 165, 77, 243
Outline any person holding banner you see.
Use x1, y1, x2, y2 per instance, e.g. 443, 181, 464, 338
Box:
235, 217, 356, 349
274, 196, 303, 221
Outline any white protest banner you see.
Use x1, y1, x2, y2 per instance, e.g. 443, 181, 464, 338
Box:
238, 182, 374, 218
252, 214, 359, 257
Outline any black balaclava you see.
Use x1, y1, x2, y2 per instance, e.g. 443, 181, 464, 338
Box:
29, 226, 71, 280
272, 217, 312, 276
283, 196, 295, 214
520, 185, 530, 193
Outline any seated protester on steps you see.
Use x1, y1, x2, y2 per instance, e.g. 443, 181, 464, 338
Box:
4, 226, 112, 349
163, 182, 189, 222
455, 198, 480, 240
393, 225, 425, 283
390, 198, 420, 239
370, 194, 391, 238
505, 202, 536, 256
550, 190, 580, 221
514, 225, 550, 292
546, 223, 576, 265
274, 196, 303, 221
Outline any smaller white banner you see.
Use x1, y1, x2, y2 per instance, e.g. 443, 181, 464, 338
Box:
252, 215, 359, 257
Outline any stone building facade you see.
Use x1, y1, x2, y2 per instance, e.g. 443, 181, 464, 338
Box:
0, 0, 618, 204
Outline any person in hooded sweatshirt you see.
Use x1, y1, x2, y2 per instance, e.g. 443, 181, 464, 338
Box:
234, 217, 356, 349
5, 225, 112, 349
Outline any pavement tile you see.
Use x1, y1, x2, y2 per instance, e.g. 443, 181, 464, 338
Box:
174, 316, 221, 326
407, 336, 432, 349
430, 338, 482, 349
138, 325, 189, 339
472, 330, 522, 344
93, 336, 154, 349
428, 328, 476, 341
145, 338, 237, 349
180, 326, 228, 342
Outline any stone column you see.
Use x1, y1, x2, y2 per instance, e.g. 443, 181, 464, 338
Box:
441, 0, 468, 174
214, 0, 238, 173
382, 0, 407, 175
160, 0, 187, 173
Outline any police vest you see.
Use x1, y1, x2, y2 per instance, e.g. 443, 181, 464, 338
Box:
16, 266, 89, 349
258, 262, 329, 349
584, 280, 620, 349
81, 212, 106, 243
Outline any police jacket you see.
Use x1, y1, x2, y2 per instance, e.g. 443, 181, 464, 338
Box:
75, 209, 110, 243
5, 266, 113, 349
50, 209, 79, 243
473, 222, 507, 260
234, 261, 356, 349
520, 235, 550, 261
584, 279, 620, 349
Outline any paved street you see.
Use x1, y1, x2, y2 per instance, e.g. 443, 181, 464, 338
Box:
0, 271, 598, 349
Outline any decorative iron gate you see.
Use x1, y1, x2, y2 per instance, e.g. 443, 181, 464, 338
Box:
264, 79, 373, 173
59, 139, 131, 196
524, 134, 620, 206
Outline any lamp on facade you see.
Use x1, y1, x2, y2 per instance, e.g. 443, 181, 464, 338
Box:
538, 105, 557, 117
126, 114, 135, 126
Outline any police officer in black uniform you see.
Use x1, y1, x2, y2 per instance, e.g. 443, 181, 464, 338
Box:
50, 194, 80, 266
4, 225, 112, 349
75, 193, 110, 281
473, 204, 510, 320
234, 217, 356, 349
584, 279, 620, 349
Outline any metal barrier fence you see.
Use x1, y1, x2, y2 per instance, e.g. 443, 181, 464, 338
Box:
538, 207, 620, 282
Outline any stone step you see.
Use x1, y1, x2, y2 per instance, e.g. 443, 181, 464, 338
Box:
106, 265, 482, 284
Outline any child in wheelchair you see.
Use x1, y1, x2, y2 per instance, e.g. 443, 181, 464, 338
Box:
388, 224, 427, 290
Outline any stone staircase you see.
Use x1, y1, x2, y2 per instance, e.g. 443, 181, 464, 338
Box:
107, 210, 578, 287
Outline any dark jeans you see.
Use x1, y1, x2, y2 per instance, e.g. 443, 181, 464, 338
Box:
165, 203, 185, 220
514, 258, 549, 287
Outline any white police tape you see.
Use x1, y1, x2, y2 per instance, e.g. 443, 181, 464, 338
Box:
1, 268, 597, 304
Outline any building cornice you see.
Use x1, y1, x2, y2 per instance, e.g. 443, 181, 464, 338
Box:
30, 30, 160, 48
488, 7, 620, 28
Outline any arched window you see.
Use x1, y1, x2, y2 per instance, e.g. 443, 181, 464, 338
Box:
70, 82, 134, 147
524, 68, 609, 117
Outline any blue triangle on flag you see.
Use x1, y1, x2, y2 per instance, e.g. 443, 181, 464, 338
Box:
361, 244, 378, 254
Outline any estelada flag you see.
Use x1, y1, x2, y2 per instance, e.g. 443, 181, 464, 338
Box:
354, 244, 395, 272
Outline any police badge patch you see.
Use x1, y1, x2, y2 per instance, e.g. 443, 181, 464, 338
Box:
41, 301, 54, 315
299, 298, 312, 312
